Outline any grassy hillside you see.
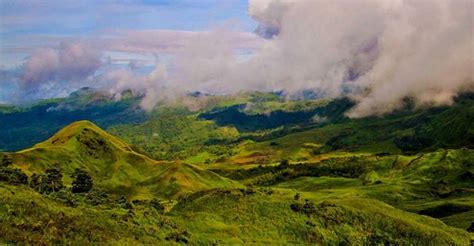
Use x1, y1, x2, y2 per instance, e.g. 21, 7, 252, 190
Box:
0, 183, 181, 244
0, 92, 473, 244
0, 89, 147, 152
169, 188, 471, 244
3, 121, 239, 199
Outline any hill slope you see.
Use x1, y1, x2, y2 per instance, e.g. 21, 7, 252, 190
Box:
4, 120, 239, 199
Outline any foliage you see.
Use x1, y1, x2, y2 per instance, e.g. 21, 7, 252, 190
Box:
0, 92, 473, 244
360, 170, 381, 185
0, 166, 28, 185
149, 198, 165, 213
290, 199, 317, 215
30, 167, 64, 194
71, 168, 93, 193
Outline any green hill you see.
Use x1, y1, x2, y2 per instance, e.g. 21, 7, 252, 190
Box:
169, 188, 472, 244
4, 120, 239, 199
0, 93, 473, 244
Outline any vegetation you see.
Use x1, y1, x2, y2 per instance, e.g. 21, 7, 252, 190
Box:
0, 90, 473, 244
71, 168, 94, 193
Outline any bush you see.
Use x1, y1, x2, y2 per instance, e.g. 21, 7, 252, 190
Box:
0, 155, 13, 167
150, 198, 165, 213
291, 199, 317, 215
85, 188, 110, 205
165, 230, 190, 243
48, 190, 78, 207
0, 166, 28, 185
30, 167, 64, 194
302, 199, 317, 215
278, 159, 289, 169
290, 203, 303, 212
294, 193, 301, 201
394, 135, 434, 152
71, 168, 93, 193
360, 170, 381, 185
467, 222, 474, 232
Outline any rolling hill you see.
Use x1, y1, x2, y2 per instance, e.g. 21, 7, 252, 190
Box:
0, 92, 473, 244
3, 120, 239, 199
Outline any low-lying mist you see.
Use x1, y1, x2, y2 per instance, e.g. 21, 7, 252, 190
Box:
3, 0, 473, 118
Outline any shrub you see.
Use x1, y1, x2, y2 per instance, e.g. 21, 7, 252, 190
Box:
278, 159, 290, 169
302, 199, 317, 215
150, 198, 165, 213
294, 193, 301, 201
85, 188, 110, 205
71, 168, 93, 193
30, 167, 64, 194
467, 222, 474, 232
48, 190, 78, 207
0, 166, 28, 185
394, 135, 434, 152
165, 230, 190, 243
290, 203, 303, 212
0, 155, 13, 167
291, 199, 317, 215
360, 170, 381, 185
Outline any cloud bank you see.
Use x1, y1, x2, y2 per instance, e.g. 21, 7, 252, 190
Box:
16, 42, 101, 100
170, 0, 473, 117
3, 0, 473, 117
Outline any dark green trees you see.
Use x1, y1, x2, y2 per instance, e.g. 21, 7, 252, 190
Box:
71, 168, 93, 193
30, 167, 64, 194
0, 155, 12, 167
278, 159, 289, 169
0, 155, 28, 185
0, 167, 28, 185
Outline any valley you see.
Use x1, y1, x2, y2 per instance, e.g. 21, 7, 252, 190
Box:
0, 91, 473, 244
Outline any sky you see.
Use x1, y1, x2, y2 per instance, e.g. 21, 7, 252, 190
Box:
0, 0, 256, 67
0, 0, 260, 104
0, 0, 473, 117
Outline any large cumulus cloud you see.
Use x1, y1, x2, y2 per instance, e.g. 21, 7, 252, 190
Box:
170, 0, 473, 117
4, 0, 473, 117
18, 42, 101, 100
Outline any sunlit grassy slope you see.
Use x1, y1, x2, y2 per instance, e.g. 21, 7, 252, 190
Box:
169, 188, 471, 244
0, 91, 473, 244
5, 120, 239, 199
0, 183, 180, 244
1, 120, 473, 244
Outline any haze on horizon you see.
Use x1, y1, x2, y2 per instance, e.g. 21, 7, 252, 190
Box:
1, 0, 473, 117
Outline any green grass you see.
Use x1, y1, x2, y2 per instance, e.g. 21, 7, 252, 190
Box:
0, 183, 182, 244
0, 93, 473, 244
169, 188, 472, 244
6, 121, 241, 199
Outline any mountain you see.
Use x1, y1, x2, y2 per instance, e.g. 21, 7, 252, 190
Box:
0, 93, 473, 244
4, 120, 239, 199
0, 88, 147, 152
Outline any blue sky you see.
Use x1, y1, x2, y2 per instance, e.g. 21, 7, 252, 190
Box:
0, 0, 262, 104
0, 0, 257, 67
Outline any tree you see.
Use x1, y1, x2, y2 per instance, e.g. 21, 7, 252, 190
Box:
45, 167, 64, 193
278, 159, 289, 169
0, 167, 28, 185
71, 168, 93, 193
0, 155, 12, 167
30, 167, 64, 194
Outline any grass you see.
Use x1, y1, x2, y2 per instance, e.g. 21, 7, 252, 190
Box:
169, 188, 472, 244
0, 92, 473, 244
0, 183, 183, 244
6, 121, 241, 200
